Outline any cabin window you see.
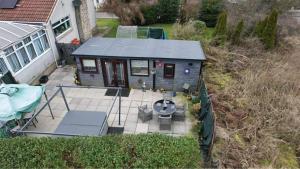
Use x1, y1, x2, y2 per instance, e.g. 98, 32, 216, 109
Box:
164, 63, 175, 79
130, 59, 149, 76
81, 58, 98, 73
52, 16, 71, 37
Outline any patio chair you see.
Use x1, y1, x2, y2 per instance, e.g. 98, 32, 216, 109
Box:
163, 91, 173, 101
158, 114, 172, 130
173, 104, 186, 121
138, 105, 153, 122
23, 112, 38, 128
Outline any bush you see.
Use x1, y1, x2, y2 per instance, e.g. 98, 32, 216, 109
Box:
254, 9, 278, 49
262, 9, 278, 49
141, 5, 158, 25
231, 19, 244, 45
156, 0, 180, 23
213, 11, 227, 44
141, 0, 180, 25
194, 20, 207, 33
178, 0, 200, 23
0, 134, 200, 168
173, 21, 203, 40
199, 0, 223, 27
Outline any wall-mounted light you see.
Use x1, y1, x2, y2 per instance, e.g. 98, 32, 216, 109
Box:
184, 68, 190, 75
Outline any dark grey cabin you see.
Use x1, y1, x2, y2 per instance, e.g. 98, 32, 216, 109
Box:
72, 37, 206, 91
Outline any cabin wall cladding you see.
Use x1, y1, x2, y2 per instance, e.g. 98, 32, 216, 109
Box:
127, 60, 154, 89
76, 58, 105, 86
154, 60, 201, 91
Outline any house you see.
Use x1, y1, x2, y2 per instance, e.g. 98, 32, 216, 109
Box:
0, 0, 96, 83
0, 22, 55, 83
72, 37, 206, 91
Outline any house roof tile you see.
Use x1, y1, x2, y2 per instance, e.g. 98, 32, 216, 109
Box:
0, 0, 57, 22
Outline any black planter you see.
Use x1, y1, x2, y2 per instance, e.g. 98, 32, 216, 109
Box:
39, 75, 49, 84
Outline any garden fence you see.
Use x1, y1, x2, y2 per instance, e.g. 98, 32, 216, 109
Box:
198, 78, 216, 166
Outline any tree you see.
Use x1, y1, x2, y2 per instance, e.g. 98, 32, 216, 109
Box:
213, 11, 227, 44
199, 0, 223, 27
231, 20, 244, 45
262, 9, 278, 49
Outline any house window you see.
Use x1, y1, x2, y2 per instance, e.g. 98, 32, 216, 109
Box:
81, 59, 98, 73
4, 47, 21, 73
52, 16, 71, 37
15, 42, 30, 66
130, 60, 149, 76
164, 63, 175, 78
2, 29, 50, 74
0, 58, 8, 74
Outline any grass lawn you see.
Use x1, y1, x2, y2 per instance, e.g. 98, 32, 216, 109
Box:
96, 18, 120, 37
96, 19, 175, 39
96, 19, 212, 42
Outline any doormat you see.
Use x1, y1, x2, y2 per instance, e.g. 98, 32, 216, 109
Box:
105, 88, 131, 97
107, 127, 124, 134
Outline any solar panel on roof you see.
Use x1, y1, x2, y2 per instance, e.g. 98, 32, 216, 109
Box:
0, 0, 18, 9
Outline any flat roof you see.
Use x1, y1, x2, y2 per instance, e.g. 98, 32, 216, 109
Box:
72, 37, 206, 61
0, 21, 42, 50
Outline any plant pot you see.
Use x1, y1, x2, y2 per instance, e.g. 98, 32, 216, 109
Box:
191, 93, 199, 101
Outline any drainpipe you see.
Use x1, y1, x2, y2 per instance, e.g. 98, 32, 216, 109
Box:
73, 0, 85, 42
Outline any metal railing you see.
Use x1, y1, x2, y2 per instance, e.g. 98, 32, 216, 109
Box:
17, 85, 122, 137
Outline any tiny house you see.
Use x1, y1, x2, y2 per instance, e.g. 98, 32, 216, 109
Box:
72, 37, 206, 91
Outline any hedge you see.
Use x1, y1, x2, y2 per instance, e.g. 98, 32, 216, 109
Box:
0, 134, 200, 168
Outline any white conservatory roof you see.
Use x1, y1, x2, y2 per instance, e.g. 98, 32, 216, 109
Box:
0, 22, 42, 50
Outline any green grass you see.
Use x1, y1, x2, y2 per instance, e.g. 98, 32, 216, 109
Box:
96, 19, 175, 39
0, 134, 201, 168
96, 18, 120, 37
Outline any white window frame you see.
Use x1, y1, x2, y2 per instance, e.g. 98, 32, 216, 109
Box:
3, 29, 51, 75
52, 16, 71, 37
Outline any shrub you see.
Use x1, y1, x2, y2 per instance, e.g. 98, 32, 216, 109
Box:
231, 19, 244, 45
179, 0, 200, 23
199, 0, 223, 27
194, 20, 207, 33
254, 17, 268, 38
213, 11, 227, 44
141, 5, 158, 25
173, 21, 203, 40
0, 134, 200, 168
156, 0, 180, 23
262, 9, 278, 49
141, 0, 180, 25
254, 9, 278, 49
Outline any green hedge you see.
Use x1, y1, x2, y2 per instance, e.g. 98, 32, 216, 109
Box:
0, 134, 200, 168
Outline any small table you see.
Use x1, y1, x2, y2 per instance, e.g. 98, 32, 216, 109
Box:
153, 99, 176, 116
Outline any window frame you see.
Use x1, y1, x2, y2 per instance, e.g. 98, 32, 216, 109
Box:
130, 59, 150, 76
163, 63, 175, 79
2, 29, 50, 74
52, 16, 71, 37
80, 58, 99, 73
0, 58, 8, 74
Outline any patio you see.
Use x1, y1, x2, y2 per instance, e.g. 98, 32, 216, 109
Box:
26, 66, 194, 137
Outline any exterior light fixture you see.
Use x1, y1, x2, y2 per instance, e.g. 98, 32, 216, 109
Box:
184, 68, 190, 75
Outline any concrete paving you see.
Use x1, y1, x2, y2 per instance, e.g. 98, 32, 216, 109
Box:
26, 66, 194, 137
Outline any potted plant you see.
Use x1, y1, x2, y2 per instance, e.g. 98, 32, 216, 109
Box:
191, 91, 199, 101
